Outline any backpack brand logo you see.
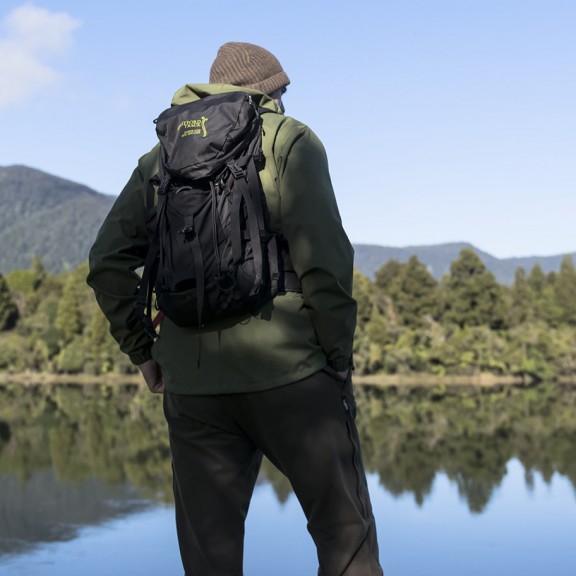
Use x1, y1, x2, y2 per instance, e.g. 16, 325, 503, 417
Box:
177, 116, 208, 138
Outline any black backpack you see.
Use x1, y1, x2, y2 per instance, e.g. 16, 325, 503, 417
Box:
133, 91, 298, 337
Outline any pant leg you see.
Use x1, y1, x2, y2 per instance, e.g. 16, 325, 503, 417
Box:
163, 391, 262, 576
237, 368, 383, 576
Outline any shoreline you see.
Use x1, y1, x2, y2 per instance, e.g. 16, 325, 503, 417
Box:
1, 370, 575, 389
353, 373, 533, 388
0, 371, 144, 386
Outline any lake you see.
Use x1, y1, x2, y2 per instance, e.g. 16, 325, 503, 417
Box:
0, 381, 575, 575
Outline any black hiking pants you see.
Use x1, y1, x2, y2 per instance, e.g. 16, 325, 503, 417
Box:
163, 367, 383, 576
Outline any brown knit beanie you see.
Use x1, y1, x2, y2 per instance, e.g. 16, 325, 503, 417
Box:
209, 42, 290, 95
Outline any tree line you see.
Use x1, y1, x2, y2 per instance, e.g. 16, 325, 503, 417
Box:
1, 248, 576, 380
353, 248, 576, 381
0, 258, 132, 376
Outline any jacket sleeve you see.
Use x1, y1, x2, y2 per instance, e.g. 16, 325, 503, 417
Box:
277, 125, 357, 371
86, 157, 153, 365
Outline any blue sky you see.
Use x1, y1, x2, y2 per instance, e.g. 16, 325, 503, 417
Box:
1, 0, 574, 259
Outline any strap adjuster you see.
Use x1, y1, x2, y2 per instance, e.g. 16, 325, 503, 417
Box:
227, 162, 245, 179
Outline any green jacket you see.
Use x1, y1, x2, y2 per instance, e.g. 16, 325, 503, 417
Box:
87, 83, 357, 394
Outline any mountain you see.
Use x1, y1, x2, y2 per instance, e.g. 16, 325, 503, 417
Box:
353, 243, 576, 285
0, 165, 115, 274
1, 165, 574, 284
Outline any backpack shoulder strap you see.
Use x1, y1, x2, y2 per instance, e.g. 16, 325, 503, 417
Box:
259, 110, 283, 191
259, 111, 303, 294
258, 111, 286, 232
259, 112, 308, 202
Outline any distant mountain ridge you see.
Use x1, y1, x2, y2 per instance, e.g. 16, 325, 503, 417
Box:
0, 165, 115, 274
353, 243, 576, 285
1, 165, 574, 284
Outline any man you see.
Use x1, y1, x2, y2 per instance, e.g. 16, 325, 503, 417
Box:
87, 41, 382, 575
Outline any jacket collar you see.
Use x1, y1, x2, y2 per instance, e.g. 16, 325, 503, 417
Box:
170, 83, 282, 113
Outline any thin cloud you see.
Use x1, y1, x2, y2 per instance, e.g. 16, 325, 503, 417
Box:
0, 3, 81, 109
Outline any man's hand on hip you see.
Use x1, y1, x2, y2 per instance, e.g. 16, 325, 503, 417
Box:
138, 359, 165, 394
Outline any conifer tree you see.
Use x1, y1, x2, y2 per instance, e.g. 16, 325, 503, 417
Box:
554, 255, 576, 325
5, 256, 47, 296
375, 260, 404, 293
527, 263, 546, 295
354, 269, 376, 324
439, 248, 506, 329
527, 264, 561, 325
392, 256, 438, 327
30, 256, 47, 291
85, 307, 118, 373
0, 273, 19, 331
55, 274, 84, 342
508, 267, 535, 326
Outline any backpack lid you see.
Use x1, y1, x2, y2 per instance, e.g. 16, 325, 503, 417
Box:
154, 91, 260, 180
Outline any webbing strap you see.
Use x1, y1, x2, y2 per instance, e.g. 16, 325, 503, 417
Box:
133, 191, 167, 337
244, 158, 266, 295
246, 158, 266, 229
267, 235, 280, 294
230, 179, 243, 265
146, 179, 156, 209
283, 270, 301, 292
190, 226, 205, 329
190, 227, 204, 367
240, 190, 264, 296
210, 182, 221, 270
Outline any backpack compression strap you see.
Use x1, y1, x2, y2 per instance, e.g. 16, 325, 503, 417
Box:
227, 124, 273, 297
131, 176, 168, 338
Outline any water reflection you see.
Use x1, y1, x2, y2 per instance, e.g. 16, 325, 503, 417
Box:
0, 471, 150, 556
0, 381, 575, 556
354, 382, 576, 513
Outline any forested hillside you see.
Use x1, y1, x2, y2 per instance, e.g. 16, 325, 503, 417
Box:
1, 248, 575, 382
2, 165, 575, 285
0, 166, 115, 274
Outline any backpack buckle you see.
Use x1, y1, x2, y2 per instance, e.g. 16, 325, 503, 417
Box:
178, 223, 195, 242
227, 162, 245, 179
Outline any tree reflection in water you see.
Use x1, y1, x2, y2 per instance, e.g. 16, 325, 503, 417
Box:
361, 383, 576, 512
0, 380, 575, 546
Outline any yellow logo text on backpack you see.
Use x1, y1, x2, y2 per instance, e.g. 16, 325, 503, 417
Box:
177, 116, 208, 138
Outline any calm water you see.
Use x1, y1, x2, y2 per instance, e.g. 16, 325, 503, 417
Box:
0, 381, 575, 575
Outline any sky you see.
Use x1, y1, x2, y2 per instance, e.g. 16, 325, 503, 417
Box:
0, 0, 574, 259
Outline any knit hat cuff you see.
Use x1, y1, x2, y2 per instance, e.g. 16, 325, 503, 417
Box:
247, 69, 290, 96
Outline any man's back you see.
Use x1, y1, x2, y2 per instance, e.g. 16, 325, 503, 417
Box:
88, 82, 356, 395
87, 42, 382, 575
